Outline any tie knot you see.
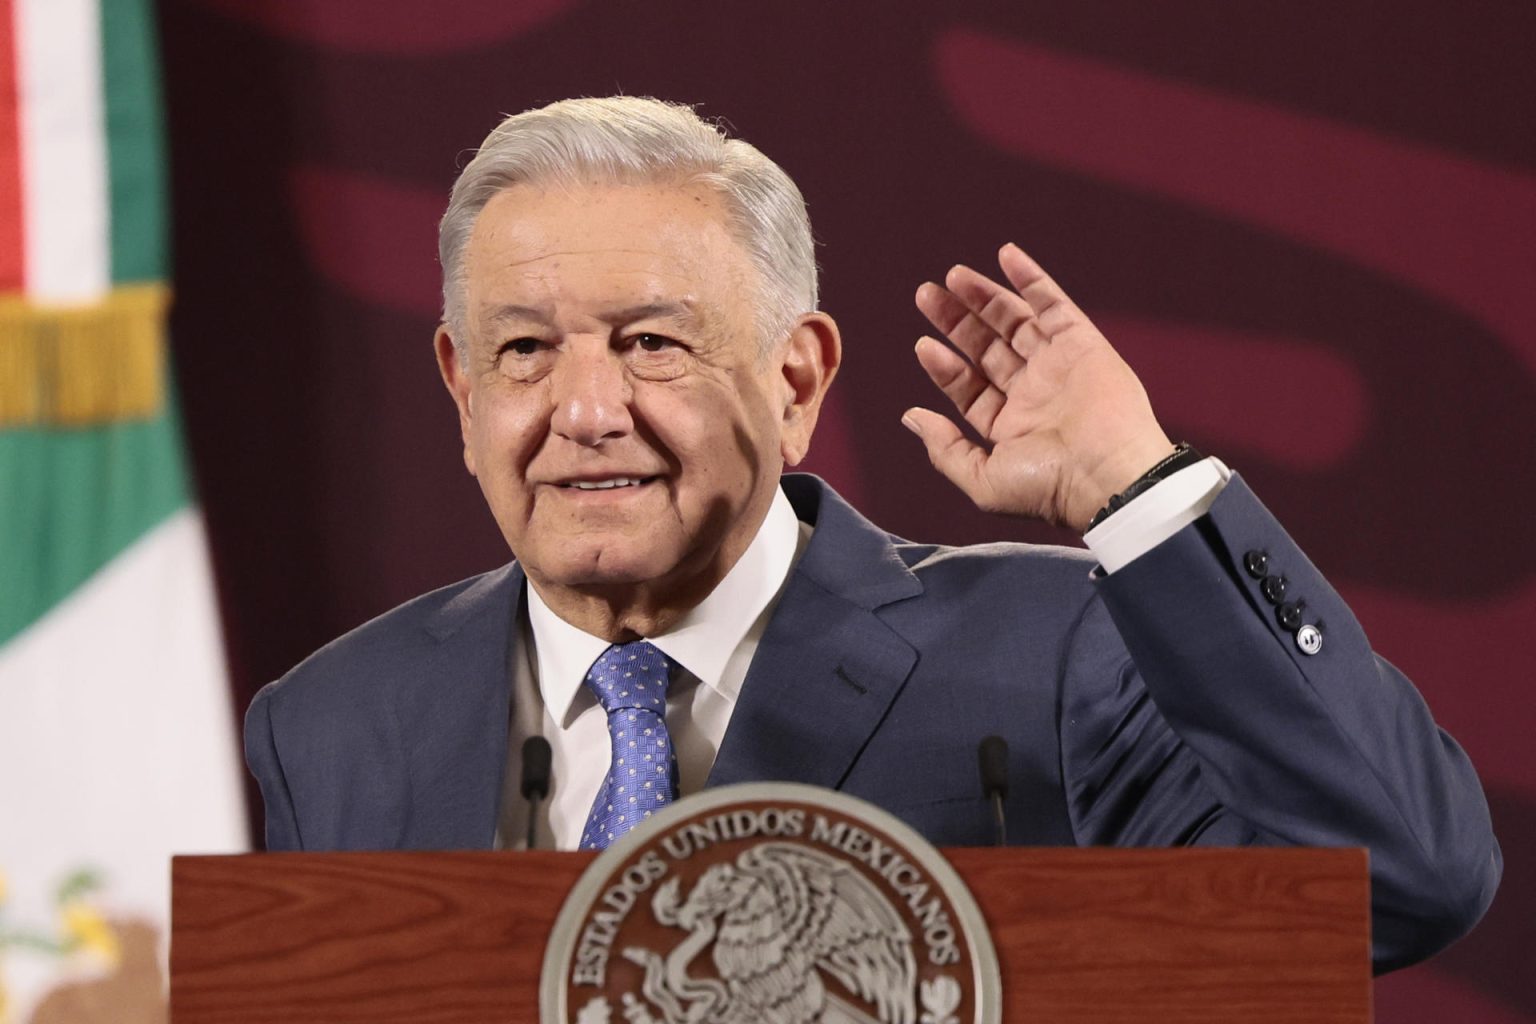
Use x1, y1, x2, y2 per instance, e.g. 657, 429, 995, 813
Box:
584, 640, 673, 713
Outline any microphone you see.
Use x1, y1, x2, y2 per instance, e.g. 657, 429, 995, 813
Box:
977, 735, 1009, 846
520, 736, 552, 850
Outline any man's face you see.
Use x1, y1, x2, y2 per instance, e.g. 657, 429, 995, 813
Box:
437, 181, 828, 613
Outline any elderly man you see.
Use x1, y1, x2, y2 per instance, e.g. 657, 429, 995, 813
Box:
245, 96, 1498, 971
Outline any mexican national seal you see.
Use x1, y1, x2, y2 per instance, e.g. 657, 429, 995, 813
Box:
540, 783, 1000, 1024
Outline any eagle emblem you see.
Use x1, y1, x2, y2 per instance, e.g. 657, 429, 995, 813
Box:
620, 842, 917, 1024
544, 785, 996, 1024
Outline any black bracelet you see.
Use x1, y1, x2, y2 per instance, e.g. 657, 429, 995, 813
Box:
1085, 443, 1205, 532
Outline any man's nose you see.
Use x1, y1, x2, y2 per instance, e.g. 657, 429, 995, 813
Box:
549, 344, 634, 445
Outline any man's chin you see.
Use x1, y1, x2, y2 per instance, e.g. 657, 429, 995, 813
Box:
524, 544, 684, 591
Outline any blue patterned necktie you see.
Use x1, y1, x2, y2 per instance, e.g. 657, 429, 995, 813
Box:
579, 640, 679, 851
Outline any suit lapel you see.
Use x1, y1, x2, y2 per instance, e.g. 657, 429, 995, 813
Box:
392, 477, 918, 834
392, 562, 525, 849
708, 476, 924, 790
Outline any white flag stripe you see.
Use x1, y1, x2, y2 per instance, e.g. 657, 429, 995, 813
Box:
14, 0, 110, 302
0, 509, 245, 1021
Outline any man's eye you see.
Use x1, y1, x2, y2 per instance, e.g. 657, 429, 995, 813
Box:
634, 333, 678, 353
504, 337, 544, 356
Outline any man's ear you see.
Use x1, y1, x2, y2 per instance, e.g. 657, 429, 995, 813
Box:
778, 312, 842, 466
434, 325, 478, 477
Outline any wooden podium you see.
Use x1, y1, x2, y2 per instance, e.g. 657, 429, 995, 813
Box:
170, 847, 1368, 1023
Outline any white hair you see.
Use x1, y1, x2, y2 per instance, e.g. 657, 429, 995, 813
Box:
438, 96, 818, 354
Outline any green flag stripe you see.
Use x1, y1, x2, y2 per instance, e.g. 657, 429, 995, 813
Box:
0, 0, 196, 643
0, 401, 189, 646
100, 0, 168, 284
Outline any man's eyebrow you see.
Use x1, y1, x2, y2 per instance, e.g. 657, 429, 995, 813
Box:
478, 300, 706, 330
480, 303, 551, 326
606, 301, 705, 329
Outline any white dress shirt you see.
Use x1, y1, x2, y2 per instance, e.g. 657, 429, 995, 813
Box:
498, 460, 1229, 849
1084, 457, 1231, 573
498, 487, 808, 849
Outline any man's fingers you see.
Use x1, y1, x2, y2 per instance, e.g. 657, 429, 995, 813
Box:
900, 407, 994, 507
915, 282, 1025, 390
943, 264, 1050, 360
914, 337, 1005, 436
995, 242, 1053, 301
996, 243, 1079, 335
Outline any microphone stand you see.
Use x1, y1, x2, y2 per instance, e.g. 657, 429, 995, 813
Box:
978, 735, 1009, 847
520, 736, 552, 850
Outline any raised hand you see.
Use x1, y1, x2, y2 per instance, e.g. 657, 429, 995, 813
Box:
903, 243, 1175, 533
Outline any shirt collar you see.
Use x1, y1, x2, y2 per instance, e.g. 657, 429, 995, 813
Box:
527, 485, 802, 727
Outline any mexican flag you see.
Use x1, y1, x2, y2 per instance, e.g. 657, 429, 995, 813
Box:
0, 0, 246, 1020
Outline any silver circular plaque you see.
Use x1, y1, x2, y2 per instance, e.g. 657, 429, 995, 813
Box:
539, 782, 1001, 1023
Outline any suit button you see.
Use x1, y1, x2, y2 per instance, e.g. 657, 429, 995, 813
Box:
1276, 601, 1304, 631
1296, 624, 1323, 655
1244, 550, 1268, 578
1260, 575, 1288, 604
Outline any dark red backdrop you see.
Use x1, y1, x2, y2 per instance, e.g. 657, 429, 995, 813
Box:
157, 2, 1536, 1019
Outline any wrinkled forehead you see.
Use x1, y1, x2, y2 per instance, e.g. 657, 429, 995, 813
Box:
462, 181, 761, 332
469, 179, 742, 263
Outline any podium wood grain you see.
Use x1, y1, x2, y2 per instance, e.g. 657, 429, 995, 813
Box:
171, 847, 1368, 1023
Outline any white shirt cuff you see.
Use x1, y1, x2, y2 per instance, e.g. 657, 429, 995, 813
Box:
1083, 457, 1232, 574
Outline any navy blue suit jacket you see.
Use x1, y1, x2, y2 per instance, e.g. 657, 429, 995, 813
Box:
246, 473, 1499, 971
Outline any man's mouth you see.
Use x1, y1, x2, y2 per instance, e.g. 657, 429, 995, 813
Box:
558, 476, 657, 491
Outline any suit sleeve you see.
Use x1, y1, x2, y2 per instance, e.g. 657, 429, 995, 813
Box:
1060, 474, 1500, 973
244, 684, 304, 851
